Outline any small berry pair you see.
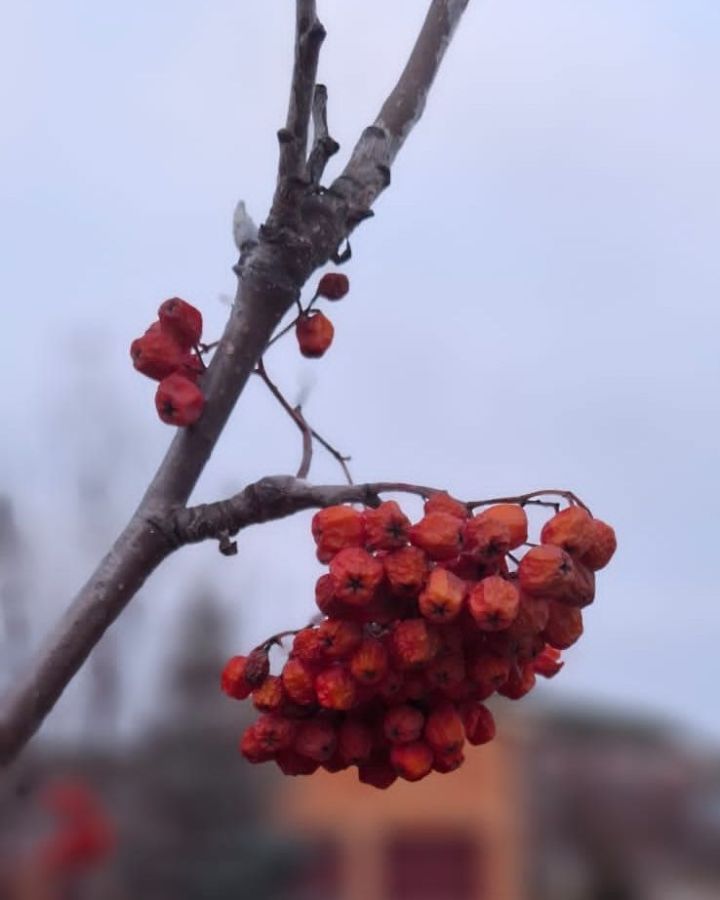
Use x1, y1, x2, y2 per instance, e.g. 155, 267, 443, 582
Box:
294, 272, 350, 359
130, 298, 206, 426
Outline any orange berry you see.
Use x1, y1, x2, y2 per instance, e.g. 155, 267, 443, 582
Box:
312, 506, 365, 563
409, 513, 464, 561
418, 568, 466, 624
424, 492, 469, 519
518, 545, 576, 599
540, 506, 594, 557
463, 517, 511, 561
329, 547, 384, 606
475, 504, 528, 550
350, 638, 389, 686
543, 602, 583, 650
468, 576, 520, 631
363, 501, 411, 550
383, 546, 429, 595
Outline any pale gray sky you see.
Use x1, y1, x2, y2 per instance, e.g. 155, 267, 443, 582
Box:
1, 1, 719, 743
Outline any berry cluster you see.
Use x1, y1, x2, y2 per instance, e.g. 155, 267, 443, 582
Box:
294, 272, 349, 359
130, 298, 205, 426
222, 493, 616, 788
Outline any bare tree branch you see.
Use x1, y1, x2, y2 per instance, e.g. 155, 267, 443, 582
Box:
0, 0, 474, 766
306, 85, 340, 184
277, 1, 326, 180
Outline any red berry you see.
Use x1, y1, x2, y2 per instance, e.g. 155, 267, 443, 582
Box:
534, 645, 564, 678
329, 547, 384, 606
540, 506, 594, 557
315, 666, 357, 710
154, 373, 205, 426
518, 545, 576, 600
317, 272, 350, 301
474, 504, 528, 550
158, 297, 203, 348
363, 501, 411, 550
221, 656, 252, 700
296, 311, 334, 358
460, 701, 496, 745
424, 703, 465, 755
281, 658, 317, 706
252, 675, 285, 712
383, 546, 429, 596
358, 762, 397, 790
390, 619, 436, 670
338, 718, 374, 765
130, 330, 187, 381
424, 492, 469, 519
350, 638, 389, 686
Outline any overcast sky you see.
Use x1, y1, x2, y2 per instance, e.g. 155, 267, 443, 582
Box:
1, 1, 719, 745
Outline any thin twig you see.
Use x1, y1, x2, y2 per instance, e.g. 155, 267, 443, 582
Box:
294, 405, 313, 479
255, 358, 353, 484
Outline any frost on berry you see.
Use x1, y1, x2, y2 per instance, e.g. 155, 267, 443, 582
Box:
226, 494, 615, 787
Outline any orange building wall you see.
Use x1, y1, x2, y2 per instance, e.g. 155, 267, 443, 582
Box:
271, 717, 530, 900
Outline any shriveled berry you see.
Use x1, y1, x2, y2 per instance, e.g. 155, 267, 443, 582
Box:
158, 297, 203, 348
312, 506, 365, 563
317, 272, 349, 301
390, 741, 434, 782
468, 576, 520, 631
579, 519, 617, 570
518, 545, 576, 600
562, 561, 596, 609
292, 628, 326, 665
363, 501, 411, 550
296, 311, 334, 358
155, 373, 205, 426
244, 647, 270, 687
467, 654, 512, 697
329, 548, 384, 606
541, 506, 594, 557
426, 653, 466, 692
543, 602, 583, 649
463, 517, 511, 561
418, 568, 466, 624
409, 513, 464, 560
